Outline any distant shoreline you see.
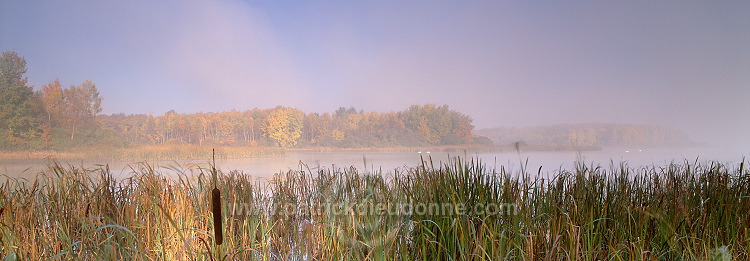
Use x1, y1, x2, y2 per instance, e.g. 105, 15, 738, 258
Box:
0, 143, 724, 162
289, 144, 602, 153
0, 144, 605, 161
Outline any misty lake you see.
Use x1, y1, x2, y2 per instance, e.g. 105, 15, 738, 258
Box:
1, 146, 746, 181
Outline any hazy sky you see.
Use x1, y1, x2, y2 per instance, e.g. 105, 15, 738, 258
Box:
1, 0, 748, 147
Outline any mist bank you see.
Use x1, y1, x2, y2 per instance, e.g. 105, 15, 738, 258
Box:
1, 51, 485, 151
0, 51, 709, 154
476, 123, 697, 148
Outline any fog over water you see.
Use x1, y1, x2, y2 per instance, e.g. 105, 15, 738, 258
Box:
0, 1, 747, 180
215, 147, 746, 179
2, 147, 745, 181
1, 1, 748, 152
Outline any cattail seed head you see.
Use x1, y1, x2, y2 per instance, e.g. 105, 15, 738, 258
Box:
212, 187, 223, 245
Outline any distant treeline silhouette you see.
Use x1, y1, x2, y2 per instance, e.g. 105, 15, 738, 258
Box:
98, 104, 481, 148
476, 123, 694, 147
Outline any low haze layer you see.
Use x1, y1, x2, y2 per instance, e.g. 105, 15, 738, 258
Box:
1, 0, 748, 149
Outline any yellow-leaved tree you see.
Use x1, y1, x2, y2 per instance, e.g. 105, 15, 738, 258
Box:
262, 106, 303, 147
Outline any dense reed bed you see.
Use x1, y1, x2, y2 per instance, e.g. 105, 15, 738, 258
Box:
0, 157, 747, 260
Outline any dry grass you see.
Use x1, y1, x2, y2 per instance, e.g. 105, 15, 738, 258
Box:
0, 145, 286, 161
0, 157, 747, 260
0, 150, 83, 160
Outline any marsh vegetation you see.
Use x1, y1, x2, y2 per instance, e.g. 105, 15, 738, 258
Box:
1, 156, 747, 260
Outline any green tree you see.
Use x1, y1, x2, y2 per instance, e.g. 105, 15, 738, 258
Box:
0, 51, 40, 149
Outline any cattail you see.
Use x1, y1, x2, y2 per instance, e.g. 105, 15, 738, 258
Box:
211, 148, 223, 245
212, 187, 223, 245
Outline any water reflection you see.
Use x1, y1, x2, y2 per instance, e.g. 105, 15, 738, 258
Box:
1, 147, 746, 181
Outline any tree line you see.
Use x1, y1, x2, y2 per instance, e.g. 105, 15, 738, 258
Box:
475, 123, 695, 147
98, 104, 481, 148
0, 51, 483, 150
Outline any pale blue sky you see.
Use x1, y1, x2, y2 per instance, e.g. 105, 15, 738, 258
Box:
1, 0, 749, 147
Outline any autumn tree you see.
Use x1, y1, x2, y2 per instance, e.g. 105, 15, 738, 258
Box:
0, 51, 40, 149
262, 106, 304, 147
60, 80, 103, 140
445, 108, 474, 144
39, 80, 64, 147
40, 80, 64, 125
399, 104, 473, 145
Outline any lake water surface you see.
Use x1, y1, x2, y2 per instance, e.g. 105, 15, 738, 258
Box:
1, 146, 746, 181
